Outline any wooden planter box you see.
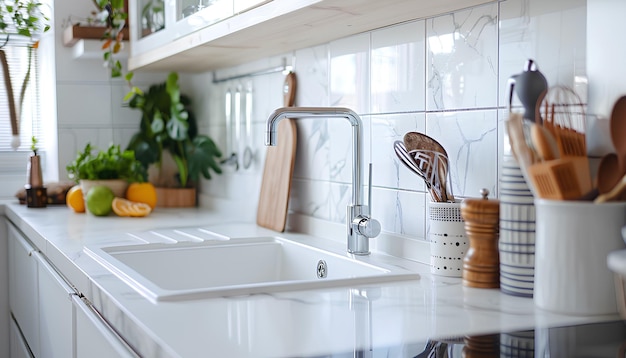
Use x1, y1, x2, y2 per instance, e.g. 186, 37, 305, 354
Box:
63, 25, 130, 46
155, 187, 196, 208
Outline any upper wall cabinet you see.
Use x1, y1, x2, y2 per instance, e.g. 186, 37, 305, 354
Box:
128, 0, 494, 73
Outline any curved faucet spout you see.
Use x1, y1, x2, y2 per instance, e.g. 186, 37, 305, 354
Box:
266, 107, 361, 145
265, 107, 363, 205
265, 107, 380, 255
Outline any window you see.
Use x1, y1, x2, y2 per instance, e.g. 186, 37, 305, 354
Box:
0, 44, 42, 152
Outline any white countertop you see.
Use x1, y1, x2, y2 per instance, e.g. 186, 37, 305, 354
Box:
3, 203, 620, 357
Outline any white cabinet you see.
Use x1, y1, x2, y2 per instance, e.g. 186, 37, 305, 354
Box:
34, 251, 74, 358
8, 223, 72, 358
128, 0, 492, 73
7, 221, 137, 358
8, 223, 40, 357
0, 216, 9, 358
74, 296, 138, 358
10, 317, 32, 358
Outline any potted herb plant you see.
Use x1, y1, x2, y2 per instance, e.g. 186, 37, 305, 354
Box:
66, 143, 147, 198
126, 72, 222, 207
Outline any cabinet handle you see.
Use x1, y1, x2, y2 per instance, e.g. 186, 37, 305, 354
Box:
9, 224, 37, 257
32, 251, 77, 297
71, 295, 141, 358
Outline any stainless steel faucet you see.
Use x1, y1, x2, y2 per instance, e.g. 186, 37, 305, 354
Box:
265, 107, 381, 255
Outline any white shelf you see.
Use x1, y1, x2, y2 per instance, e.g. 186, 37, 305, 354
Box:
128, 0, 493, 73
70, 39, 129, 60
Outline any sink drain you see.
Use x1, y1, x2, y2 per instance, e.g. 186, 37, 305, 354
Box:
317, 260, 327, 279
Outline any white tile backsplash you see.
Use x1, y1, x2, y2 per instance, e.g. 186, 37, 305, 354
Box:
371, 21, 426, 113
371, 113, 426, 191
329, 33, 370, 113
53, 0, 587, 261
426, 110, 499, 198
426, 3, 499, 111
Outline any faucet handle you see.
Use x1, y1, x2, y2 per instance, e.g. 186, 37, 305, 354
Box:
357, 162, 381, 238
355, 217, 381, 238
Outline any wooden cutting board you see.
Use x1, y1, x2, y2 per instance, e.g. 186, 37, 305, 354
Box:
257, 72, 297, 232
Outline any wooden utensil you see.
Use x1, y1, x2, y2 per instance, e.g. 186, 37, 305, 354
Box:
527, 156, 592, 200
403, 132, 453, 201
611, 96, 626, 171
595, 173, 626, 203
597, 153, 622, 195
506, 113, 537, 174
540, 87, 587, 158
257, 72, 297, 232
530, 122, 559, 161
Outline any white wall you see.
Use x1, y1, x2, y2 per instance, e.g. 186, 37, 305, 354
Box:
586, 0, 625, 157
182, 0, 586, 259
52, 0, 168, 181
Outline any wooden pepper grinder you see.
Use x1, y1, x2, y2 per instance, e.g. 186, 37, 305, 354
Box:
461, 189, 499, 288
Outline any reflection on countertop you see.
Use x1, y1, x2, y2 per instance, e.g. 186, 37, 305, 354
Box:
306, 320, 626, 358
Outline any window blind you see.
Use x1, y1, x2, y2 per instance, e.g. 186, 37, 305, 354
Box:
0, 44, 42, 152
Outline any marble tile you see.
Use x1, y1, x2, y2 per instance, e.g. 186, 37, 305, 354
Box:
329, 33, 370, 114
328, 114, 371, 185
293, 118, 330, 182
370, 113, 426, 192
426, 110, 498, 198
295, 44, 330, 107
372, 187, 427, 241
426, 3, 499, 111
329, 181, 351, 224
499, 0, 587, 108
371, 20, 426, 114
288, 178, 331, 221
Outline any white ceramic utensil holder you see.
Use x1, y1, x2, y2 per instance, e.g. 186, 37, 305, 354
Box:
499, 156, 536, 297
534, 199, 626, 315
428, 201, 467, 277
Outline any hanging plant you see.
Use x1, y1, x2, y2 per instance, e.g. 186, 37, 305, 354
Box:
93, 0, 127, 78
91, 1, 142, 104
0, 0, 49, 149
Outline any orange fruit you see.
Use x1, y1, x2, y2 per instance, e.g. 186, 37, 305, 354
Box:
125, 182, 158, 209
112, 198, 152, 217
66, 185, 85, 213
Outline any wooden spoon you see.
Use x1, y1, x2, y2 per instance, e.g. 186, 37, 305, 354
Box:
610, 96, 626, 171
595, 172, 626, 203
403, 132, 453, 201
597, 153, 622, 195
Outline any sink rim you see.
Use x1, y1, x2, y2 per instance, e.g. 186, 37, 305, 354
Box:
85, 235, 420, 302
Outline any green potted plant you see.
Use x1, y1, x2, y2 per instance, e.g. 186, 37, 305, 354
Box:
66, 143, 147, 198
126, 72, 222, 207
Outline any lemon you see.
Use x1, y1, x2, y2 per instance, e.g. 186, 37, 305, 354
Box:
125, 182, 158, 209
66, 185, 85, 213
86, 185, 115, 216
112, 198, 152, 217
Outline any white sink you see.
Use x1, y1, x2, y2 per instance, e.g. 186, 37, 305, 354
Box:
85, 236, 419, 302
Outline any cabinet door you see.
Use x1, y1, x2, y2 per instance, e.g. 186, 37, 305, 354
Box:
0, 216, 9, 358
34, 251, 74, 358
10, 316, 33, 358
8, 224, 39, 358
73, 295, 139, 358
